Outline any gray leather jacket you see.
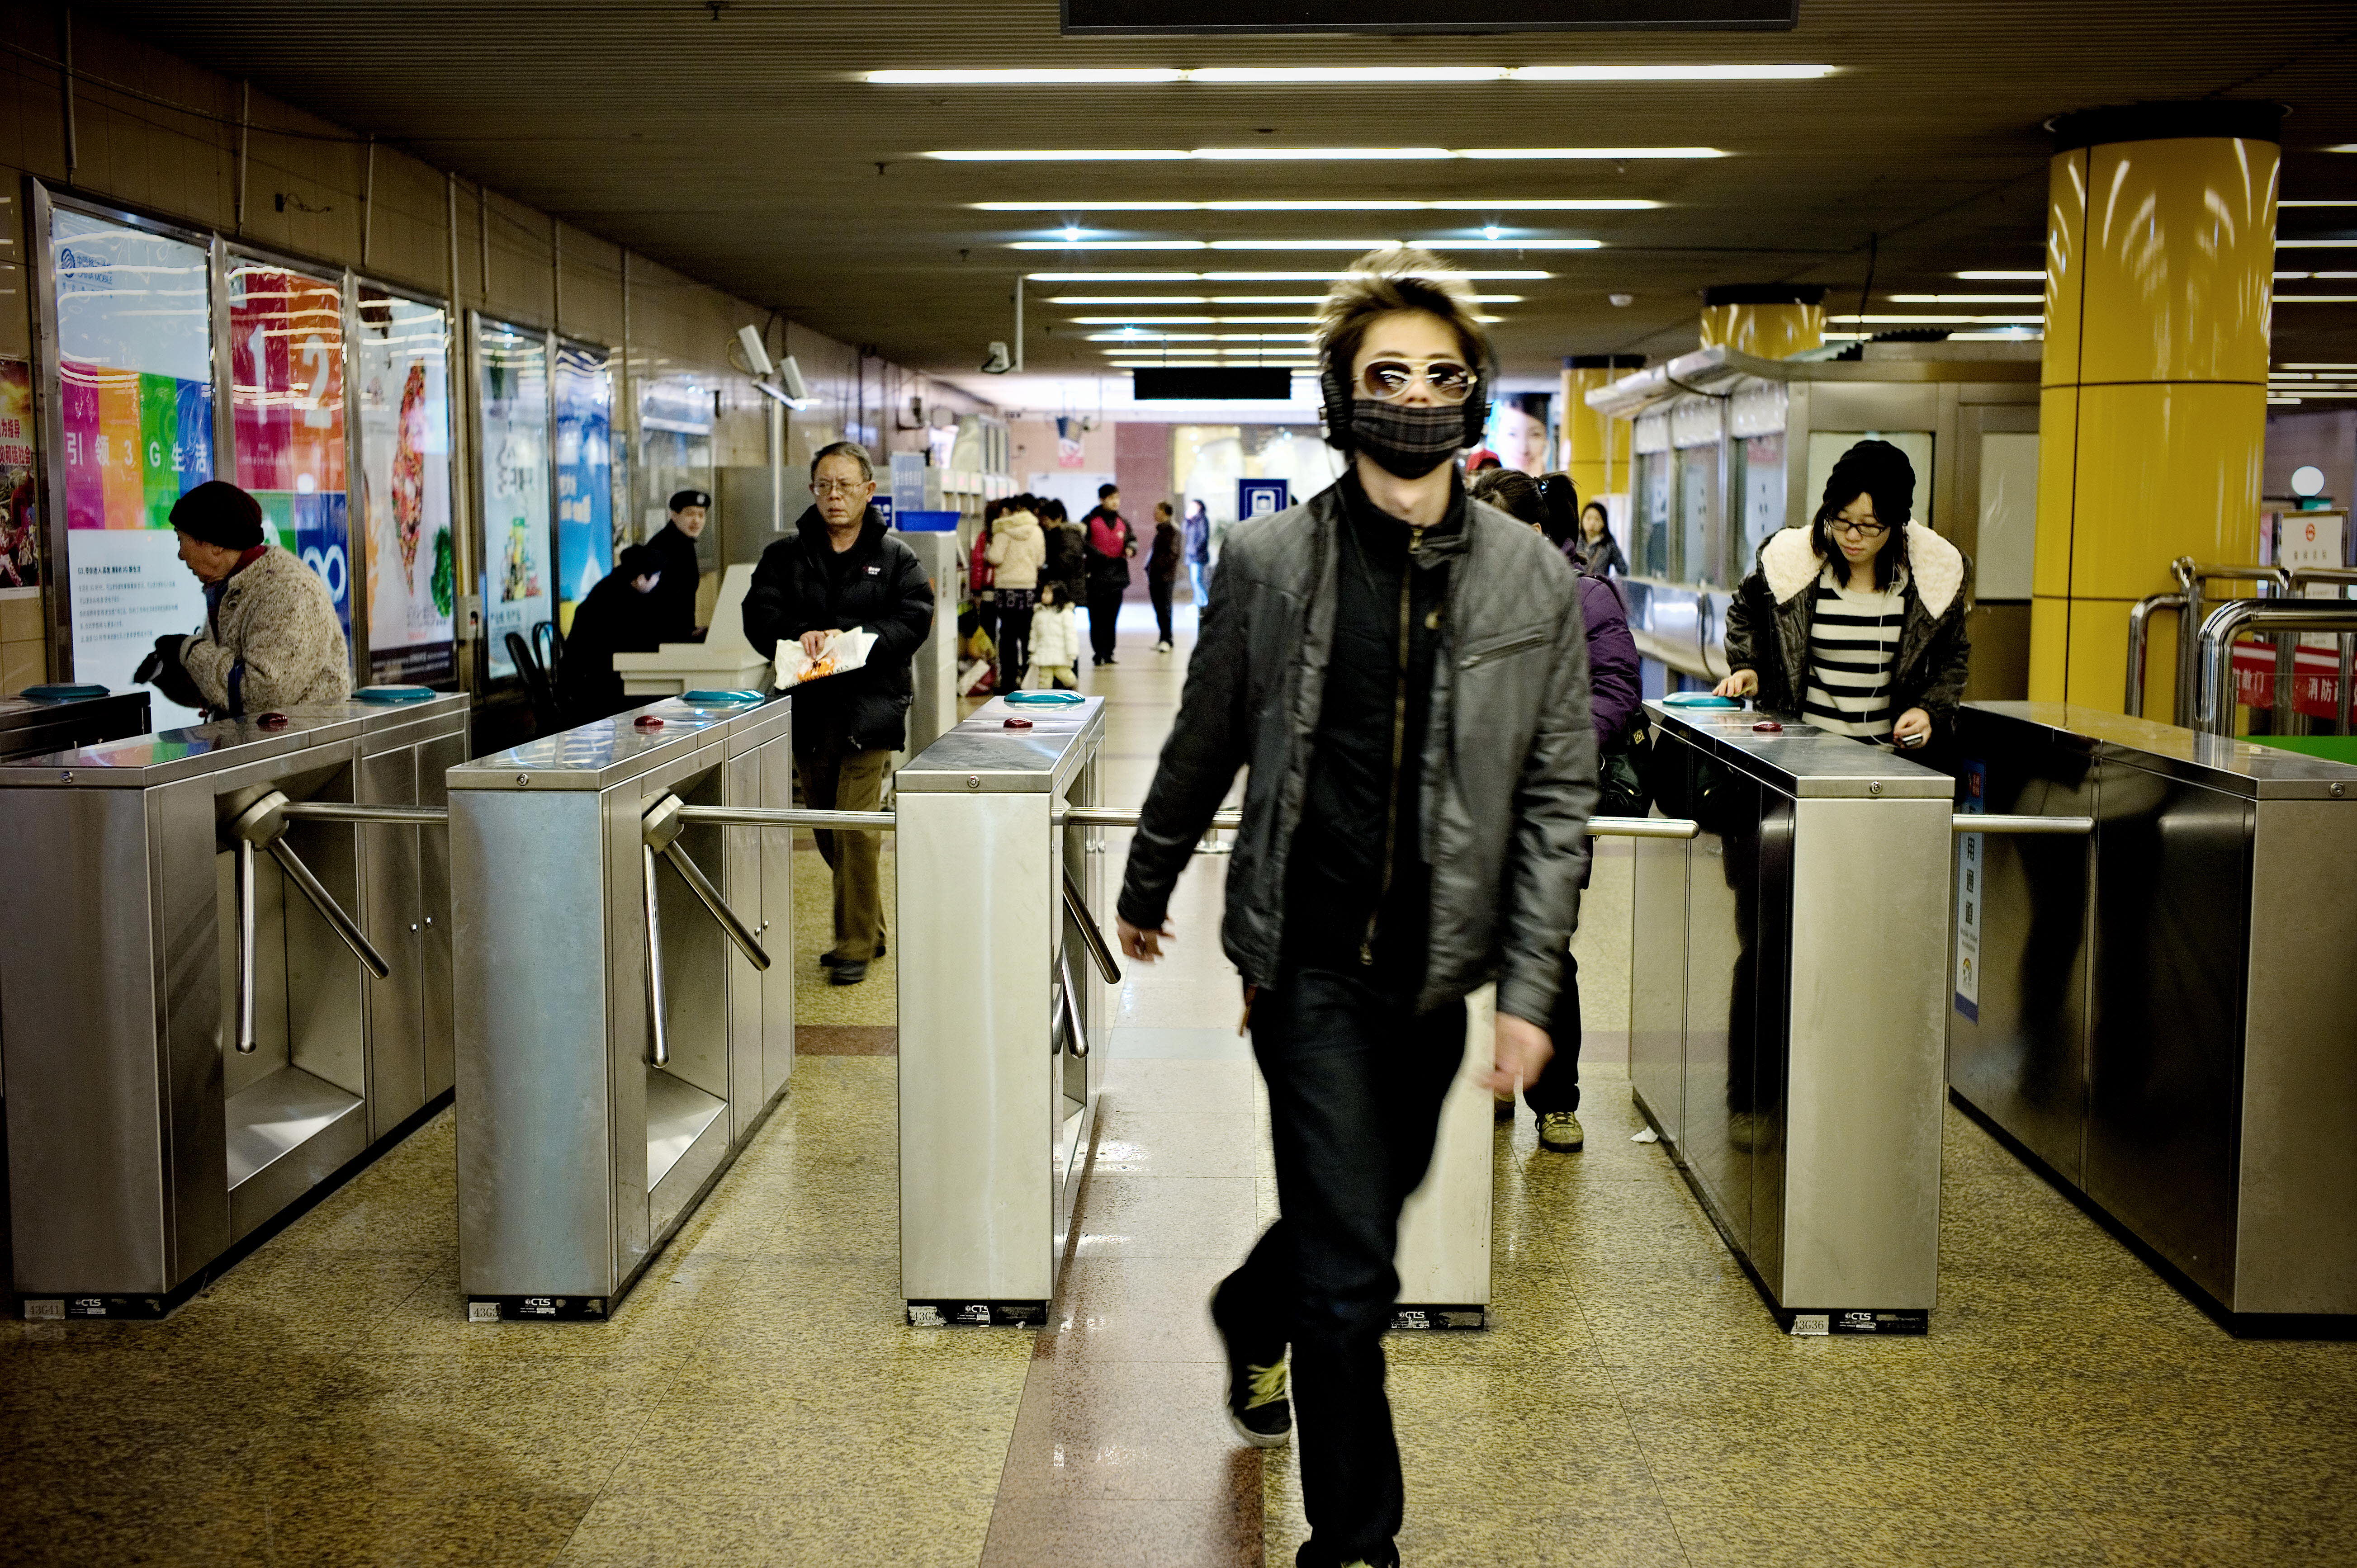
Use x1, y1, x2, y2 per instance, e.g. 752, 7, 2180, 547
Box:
1117, 482, 1599, 1025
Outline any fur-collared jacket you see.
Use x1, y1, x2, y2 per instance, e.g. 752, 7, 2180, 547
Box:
178, 546, 352, 715
1722, 522, 1974, 735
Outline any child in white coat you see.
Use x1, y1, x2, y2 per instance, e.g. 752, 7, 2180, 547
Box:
1029, 580, 1081, 690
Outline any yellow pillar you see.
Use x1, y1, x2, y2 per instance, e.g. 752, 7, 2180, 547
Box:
1559, 354, 1644, 503
2030, 102, 2280, 720
1698, 285, 1826, 358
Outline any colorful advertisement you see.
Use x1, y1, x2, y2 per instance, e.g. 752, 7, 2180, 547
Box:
554, 341, 614, 632
355, 289, 455, 685
476, 318, 550, 680
52, 207, 215, 727
0, 359, 39, 588
229, 261, 352, 654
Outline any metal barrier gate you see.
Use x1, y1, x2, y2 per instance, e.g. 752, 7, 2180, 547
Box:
1950, 701, 2357, 1325
0, 692, 469, 1318
1632, 699, 2088, 1335
450, 691, 793, 1321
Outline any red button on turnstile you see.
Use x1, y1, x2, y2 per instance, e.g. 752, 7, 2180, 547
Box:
1752, 720, 1784, 733
1003, 717, 1034, 729
634, 715, 664, 729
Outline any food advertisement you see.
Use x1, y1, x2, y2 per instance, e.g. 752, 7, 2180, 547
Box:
554, 341, 615, 632
476, 318, 551, 680
355, 289, 455, 684
51, 207, 216, 726
228, 260, 352, 651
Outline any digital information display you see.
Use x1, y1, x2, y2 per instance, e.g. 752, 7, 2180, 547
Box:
1064, 0, 1794, 33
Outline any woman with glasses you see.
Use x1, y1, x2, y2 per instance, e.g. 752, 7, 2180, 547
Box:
1713, 439, 1970, 752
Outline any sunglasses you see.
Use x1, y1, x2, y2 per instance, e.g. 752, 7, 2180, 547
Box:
1359, 359, 1478, 405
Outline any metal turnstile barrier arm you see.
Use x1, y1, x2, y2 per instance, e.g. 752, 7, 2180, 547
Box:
227, 793, 394, 1051
2196, 601, 2357, 736
636, 793, 781, 1066
1061, 869, 1123, 985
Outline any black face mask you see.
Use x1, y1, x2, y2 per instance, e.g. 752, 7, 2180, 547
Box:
1349, 397, 1467, 479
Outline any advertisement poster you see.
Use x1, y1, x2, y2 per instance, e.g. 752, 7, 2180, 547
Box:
229, 261, 352, 653
0, 359, 39, 588
52, 208, 215, 726
355, 289, 455, 685
476, 318, 550, 680
554, 341, 614, 632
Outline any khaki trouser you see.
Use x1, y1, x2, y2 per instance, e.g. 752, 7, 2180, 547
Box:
795, 741, 890, 961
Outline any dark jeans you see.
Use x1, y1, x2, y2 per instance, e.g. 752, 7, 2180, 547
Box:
1149, 576, 1175, 643
997, 600, 1033, 690
1221, 967, 1465, 1567
1523, 948, 1583, 1116
1086, 582, 1125, 662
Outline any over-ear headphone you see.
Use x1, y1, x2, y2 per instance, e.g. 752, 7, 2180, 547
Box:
1319, 349, 1494, 454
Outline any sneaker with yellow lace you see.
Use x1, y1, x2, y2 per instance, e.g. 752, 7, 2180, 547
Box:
1210, 1283, 1291, 1447
1537, 1110, 1585, 1152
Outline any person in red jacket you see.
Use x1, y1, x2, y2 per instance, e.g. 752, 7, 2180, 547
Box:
1080, 482, 1135, 667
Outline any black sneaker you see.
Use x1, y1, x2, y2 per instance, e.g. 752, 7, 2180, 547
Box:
1210, 1285, 1291, 1448
828, 960, 868, 986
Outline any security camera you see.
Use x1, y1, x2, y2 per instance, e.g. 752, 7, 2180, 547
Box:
736, 324, 775, 378
981, 341, 1013, 375
1609, 293, 1635, 308
778, 354, 808, 403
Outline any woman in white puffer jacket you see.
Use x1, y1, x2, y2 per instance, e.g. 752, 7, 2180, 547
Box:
985, 507, 1046, 688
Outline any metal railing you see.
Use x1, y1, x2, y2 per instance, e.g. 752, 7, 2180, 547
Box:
2124, 592, 2187, 718
2196, 600, 2357, 737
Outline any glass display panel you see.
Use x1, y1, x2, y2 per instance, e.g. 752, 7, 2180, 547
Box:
50, 207, 216, 725
1678, 444, 1718, 585
1734, 431, 1786, 581
476, 318, 551, 680
227, 259, 352, 653
554, 342, 615, 633
1637, 450, 1674, 578
1975, 430, 2039, 600
355, 288, 455, 685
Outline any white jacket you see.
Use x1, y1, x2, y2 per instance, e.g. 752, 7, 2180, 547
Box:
985, 510, 1046, 590
179, 545, 352, 712
1029, 602, 1080, 668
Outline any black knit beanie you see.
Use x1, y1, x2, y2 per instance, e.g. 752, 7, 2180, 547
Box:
168, 480, 265, 550
1819, 439, 1915, 526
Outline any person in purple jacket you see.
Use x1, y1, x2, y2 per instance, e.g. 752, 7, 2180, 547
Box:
1468, 468, 1643, 1152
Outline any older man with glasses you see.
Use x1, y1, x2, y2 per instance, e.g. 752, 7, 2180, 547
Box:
742, 441, 935, 986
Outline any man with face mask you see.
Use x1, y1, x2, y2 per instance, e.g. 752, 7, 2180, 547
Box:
1113, 248, 1597, 1568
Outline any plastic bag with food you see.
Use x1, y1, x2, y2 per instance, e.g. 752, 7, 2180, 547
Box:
775, 627, 877, 687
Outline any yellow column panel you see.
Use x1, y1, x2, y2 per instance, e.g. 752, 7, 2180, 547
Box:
2040, 150, 2088, 385
2024, 101, 2281, 721
2029, 595, 2072, 703
2068, 382, 2267, 600
1559, 358, 1639, 501
2034, 385, 2079, 598
1698, 302, 1825, 358
2080, 137, 2278, 387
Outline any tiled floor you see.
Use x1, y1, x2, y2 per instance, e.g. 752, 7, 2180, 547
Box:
8, 595, 2357, 1565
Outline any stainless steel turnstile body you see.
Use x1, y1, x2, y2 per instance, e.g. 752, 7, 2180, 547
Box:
1391, 987, 1497, 1328
1950, 702, 2357, 1322
897, 695, 1108, 1325
450, 693, 794, 1320
0, 693, 469, 1317
0, 688, 152, 763
1631, 701, 1951, 1333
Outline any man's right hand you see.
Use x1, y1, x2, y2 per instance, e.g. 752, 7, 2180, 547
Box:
1116, 916, 1173, 962
1713, 668, 1759, 699
798, 629, 833, 660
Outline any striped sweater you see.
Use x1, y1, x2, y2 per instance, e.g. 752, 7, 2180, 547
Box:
1802, 567, 1905, 739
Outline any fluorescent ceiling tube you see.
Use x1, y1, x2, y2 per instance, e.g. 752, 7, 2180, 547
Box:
2283, 199, 2357, 208
1014, 237, 1597, 252
2276, 295, 2357, 302
1830, 313, 2044, 325
2277, 239, 2357, 248
874, 65, 1830, 86
1954, 269, 2044, 280
1888, 294, 2043, 303
1024, 269, 1551, 282
929, 146, 1720, 162
972, 198, 1661, 212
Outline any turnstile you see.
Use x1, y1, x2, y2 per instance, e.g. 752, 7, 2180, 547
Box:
1950, 702, 2357, 1325
897, 694, 1110, 1326
1632, 700, 1952, 1334
0, 692, 469, 1317
450, 691, 794, 1320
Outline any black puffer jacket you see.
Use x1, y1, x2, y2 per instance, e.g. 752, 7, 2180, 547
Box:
742, 508, 935, 754
1722, 521, 1974, 737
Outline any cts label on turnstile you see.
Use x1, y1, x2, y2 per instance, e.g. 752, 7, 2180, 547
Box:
1788, 1309, 1928, 1337
24, 1295, 169, 1320
471, 1295, 609, 1322
1953, 760, 1986, 1022
907, 1301, 1050, 1328
1391, 1307, 1486, 1331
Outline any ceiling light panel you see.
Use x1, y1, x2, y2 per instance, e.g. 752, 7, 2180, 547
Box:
1024, 270, 1553, 281
1012, 237, 1600, 252
874, 65, 1830, 86
928, 147, 1721, 163
973, 198, 1661, 212
1955, 270, 2045, 280
1888, 293, 2043, 303
2283, 199, 2357, 208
